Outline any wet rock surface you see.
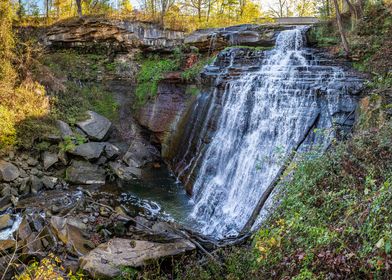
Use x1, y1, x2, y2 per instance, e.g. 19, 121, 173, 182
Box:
123, 140, 160, 168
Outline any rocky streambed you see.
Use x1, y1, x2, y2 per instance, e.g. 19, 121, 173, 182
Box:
0, 108, 198, 278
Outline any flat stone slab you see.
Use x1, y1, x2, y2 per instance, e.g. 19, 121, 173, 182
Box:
66, 160, 106, 185
68, 142, 105, 160
80, 237, 195, 278
76, 111, 112, 141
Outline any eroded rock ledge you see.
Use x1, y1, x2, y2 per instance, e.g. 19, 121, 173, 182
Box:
45, 17, 185, 52
44, 17, 287, 52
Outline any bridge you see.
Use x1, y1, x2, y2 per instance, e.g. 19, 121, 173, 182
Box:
274, 17, 320, 25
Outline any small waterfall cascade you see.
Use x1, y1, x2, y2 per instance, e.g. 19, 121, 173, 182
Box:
173, 26, 363, 239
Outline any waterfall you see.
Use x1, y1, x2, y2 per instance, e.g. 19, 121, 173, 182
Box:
183, 26, 362, 239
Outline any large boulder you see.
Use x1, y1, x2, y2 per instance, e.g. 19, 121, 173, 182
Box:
57, 120, 73, 138
123, 141, 160, 168
104, 143, 121, 160
68, 142, 105, 161
50, 216, 94, 256
76, 111, 112, 141
42, 152, 59, 170
80, 238, 195, 278
0, 160, 20, 182
66, 160, 106, 185
108, 161, 142, 180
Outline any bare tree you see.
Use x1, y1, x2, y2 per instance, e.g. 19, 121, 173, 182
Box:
187, 0, 208, 21
17, 0, 24, 20
158, 0, 175, 26
269, 0, 288, 18
333, 0, 350, 57
76, 0, 83, 17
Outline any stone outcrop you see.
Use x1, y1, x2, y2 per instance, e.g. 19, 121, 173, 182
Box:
42, 151, 59, 170
45, 18, 287, 53
135, 73, 196, 155
109, 161, 141, 181
80, 237, 195, 278
57, 120, 73, 138
184, 24, 286, 52
45, 17, 184, 52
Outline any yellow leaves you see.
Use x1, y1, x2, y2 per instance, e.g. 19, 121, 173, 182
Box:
256, 235, 282, 262
15, 253, 84, 280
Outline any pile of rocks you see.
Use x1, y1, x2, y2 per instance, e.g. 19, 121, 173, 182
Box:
0, 190, 195, 278
0, 111, 160, 211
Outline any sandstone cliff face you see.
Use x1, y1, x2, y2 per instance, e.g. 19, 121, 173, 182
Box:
44, 18, 285, 52
184, 24, 286, 52
45, 17, 185, 52
135, 73, 196, 156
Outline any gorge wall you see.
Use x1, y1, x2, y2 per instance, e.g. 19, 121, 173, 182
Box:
165, 27, 364, 238
42, 20, 364, 239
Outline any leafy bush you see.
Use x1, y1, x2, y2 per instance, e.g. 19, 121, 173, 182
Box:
41, 51, 119, 123
181, 56, 214, 82
253, 119, 392, 279
135, 56, 180, 105
0, 106, 16, 148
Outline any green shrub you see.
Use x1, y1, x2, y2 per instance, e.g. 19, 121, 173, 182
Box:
135, 56, 180, 105
253, 119, 392, 278
182, 56, 215, 82
0, 106, 16, 148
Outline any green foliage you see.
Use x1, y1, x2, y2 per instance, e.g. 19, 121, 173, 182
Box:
0, 106, 16, 148
308, 23, 339, 47
16, 117, 59, 149
114, 266, 139, 280
253, 118, 392, 278
0, 5, 50, 149
182, 57, 215, 82
42, 50, 119, 123
366, 72, 392, 90
185, 85, 201, 95
59, 135, 87, 153
135, 56, 180, 105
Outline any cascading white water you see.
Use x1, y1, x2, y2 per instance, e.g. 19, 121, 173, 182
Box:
187, 26, 361, 238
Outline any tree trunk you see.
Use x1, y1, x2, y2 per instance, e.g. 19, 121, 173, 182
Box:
76, 0, 83, 17
346, 0, 358, 26
240, 112, 321, 234
207, 0, 211, 22
17, 0, 23, 20
46, 0, 51, 23
333, 0, 350, 57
